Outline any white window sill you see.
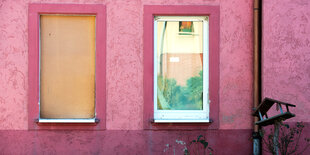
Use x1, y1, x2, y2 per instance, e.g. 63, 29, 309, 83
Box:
154, 119, 210, 123
38, 118, 98, 123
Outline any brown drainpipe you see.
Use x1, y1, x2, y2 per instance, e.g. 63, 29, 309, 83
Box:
253, 0, 262, 154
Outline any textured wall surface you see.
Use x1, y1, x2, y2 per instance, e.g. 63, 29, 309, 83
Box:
219, 0, 253, 129
263, 0, 310, 122
0, 0, 29, 129
0, 0, 255, 154
0, 129, 253, 154
262, 0, 310, 154
0, 0, 254, 130
1, 0, 309, 154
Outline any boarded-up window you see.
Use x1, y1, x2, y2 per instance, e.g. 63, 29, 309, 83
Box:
40, 15, 96, 119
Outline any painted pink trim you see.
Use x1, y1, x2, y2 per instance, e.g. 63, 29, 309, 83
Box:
28, 4, 106, 130
143, 5, 220, 130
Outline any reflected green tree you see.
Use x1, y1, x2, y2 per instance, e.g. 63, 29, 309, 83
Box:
157, 71, 203, 110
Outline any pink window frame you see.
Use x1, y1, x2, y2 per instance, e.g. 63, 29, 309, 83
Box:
143, 5, 220, 130
28, 4, 106, 130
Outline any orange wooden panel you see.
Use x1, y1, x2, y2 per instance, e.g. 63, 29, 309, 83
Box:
40, 15, 95, 118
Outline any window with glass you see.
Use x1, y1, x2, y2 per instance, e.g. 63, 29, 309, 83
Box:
153, 16, 209, 122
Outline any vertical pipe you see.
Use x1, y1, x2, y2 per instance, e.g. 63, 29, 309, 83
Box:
253, 0, 262, 154
254, 0, 261, 133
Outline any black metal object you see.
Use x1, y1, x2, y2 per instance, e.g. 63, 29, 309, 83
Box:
253, 97, 296, 127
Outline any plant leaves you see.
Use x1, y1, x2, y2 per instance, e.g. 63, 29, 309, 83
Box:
284, 124, 289, 128
197, 135, 203, 141
203, 141, 209, 149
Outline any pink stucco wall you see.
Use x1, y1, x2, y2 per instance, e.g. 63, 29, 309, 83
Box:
3, 0, 309, 154
263, 0, 310, 122
262, 0, 310, 154
0, 0, 254, 130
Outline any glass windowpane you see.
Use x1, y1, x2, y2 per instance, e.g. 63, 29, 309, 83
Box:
156, 21, 203, 110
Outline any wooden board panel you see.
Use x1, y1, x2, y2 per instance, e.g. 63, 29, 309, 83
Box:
40, 15, 95, 118
255, 112, 295, 126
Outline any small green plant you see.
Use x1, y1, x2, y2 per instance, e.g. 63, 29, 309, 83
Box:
260, 122, 310, 155
184, 135, 213, 155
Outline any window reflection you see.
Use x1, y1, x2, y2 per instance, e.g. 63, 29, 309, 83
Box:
156, 21, 203, 110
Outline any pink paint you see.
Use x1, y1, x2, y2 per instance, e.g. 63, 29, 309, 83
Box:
262, 0, 310, 123
28, 4, 106, 130
219, 0, 254, 129
0, 0, 256, 131
105, 0, 145, 130
143, 5, 220, 130
1, 0, 309, 153
0, 129, 254, 154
